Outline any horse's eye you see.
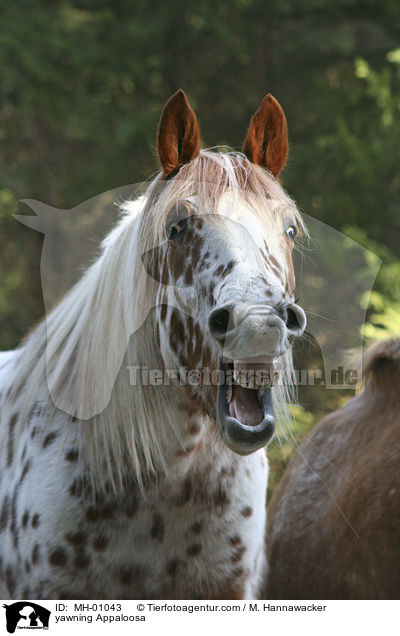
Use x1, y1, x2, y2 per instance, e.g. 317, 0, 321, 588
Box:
286, 225, 297, 241
167, 217, 187, 240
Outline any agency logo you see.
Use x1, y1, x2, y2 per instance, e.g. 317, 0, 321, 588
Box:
2, 603, 51, 633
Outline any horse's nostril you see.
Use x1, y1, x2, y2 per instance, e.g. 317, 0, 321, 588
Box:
208, 306, 232, 340
286, 307, 299, 330
285, 303, 307, 336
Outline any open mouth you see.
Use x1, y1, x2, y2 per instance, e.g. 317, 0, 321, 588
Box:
217, 356, 279, 455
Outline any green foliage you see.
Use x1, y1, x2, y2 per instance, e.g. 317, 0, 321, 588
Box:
0, 187, 43, 348
364, 299, 400, 340
268, 405, 317, 496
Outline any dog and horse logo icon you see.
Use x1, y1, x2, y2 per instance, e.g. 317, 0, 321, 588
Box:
2, 602, 51, 633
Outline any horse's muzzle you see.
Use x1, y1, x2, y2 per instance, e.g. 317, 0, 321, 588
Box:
208, 301, 306, 359
209, 301, 306, 454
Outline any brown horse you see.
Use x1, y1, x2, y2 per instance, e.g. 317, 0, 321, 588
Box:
265, 339, 400, 599
265, 338, 400, 600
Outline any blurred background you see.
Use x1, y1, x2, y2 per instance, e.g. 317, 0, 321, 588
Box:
1, 0, 399, 492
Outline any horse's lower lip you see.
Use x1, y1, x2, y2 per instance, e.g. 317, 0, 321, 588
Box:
216, 357, 275, 455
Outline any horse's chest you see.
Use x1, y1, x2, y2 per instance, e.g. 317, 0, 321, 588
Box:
73, 500, 264, 599
1, 433, 268, 599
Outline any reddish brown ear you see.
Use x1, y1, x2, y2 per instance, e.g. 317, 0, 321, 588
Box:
242, 94, 288, 178
157, 89, 200, 177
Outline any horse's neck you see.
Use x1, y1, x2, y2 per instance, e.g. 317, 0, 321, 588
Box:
113, 364, 226, 477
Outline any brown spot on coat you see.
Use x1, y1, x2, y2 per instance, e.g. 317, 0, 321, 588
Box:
169, 309, 185, 353
10, 489, 19, 549
222, 260, 236, 277
118, 565, 139, 586
230, 535, 242, 546
186, 543, 202, 556
124, 494, 139, 518
270, 254, 283, 273
32, 544, 41, 564
191, 323, 204, 367
215, 487, 230, 508
5, 566, 15, 595
179, 402, 202, 418
22, 510, 30, 529
100, 504, 115, 519
176, 477, 192, 506
74, 550, 91, 570
66, 531, 87, 546
6, 414, 17, 467
269, 264, 282, 280
176, 445, 196, 457
166, 559, 180, 577
31, 513, 41, 528
190, 521, 203, 534
86, 507, 100, 523
43, 432, 57, 448
0, 496, 9, 532
187, 422, 201, 435
65, 449, 79, 462
160, 304, 168, 323
49, 547, 68, 567
69, 477, 88, 498
232, 545, 246, 564
150, 514, 165, 542
221, 466, 236, 478
69, 480, 79, 497
241, 506, 252, 517
93, 535, 108, 551
19, 460, 31, 484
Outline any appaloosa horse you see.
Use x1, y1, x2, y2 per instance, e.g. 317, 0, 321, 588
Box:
0, 90, 306, 599
265, 338, 400, 600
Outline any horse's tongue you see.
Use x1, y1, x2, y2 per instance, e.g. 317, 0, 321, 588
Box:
229, 384, 263, 426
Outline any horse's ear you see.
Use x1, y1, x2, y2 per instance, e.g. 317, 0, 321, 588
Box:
242, 94, 288, 178
157, 89, 200, 177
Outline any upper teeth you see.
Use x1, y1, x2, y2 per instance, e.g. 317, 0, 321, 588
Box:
231, 358, 280, 389
233, 368, 277, 389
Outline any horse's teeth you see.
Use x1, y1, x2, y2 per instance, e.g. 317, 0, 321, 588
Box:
234, 370, 251, 388
233, 368, 276, 389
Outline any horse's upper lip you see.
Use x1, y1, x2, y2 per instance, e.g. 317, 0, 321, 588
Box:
216, 356, 276, 455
